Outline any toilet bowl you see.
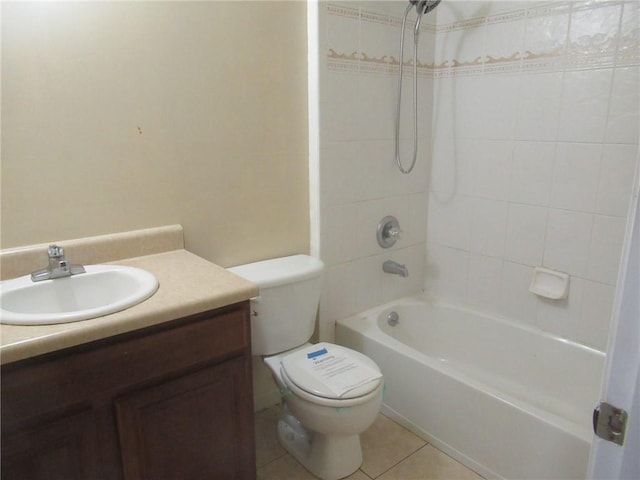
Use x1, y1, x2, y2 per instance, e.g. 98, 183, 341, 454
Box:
264, 342, 383, 479
228, 256, 384, 480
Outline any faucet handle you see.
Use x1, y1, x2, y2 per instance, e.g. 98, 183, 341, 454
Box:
48, 245, 65, 258
387, 225, 403, 241
377, 216, 403, 248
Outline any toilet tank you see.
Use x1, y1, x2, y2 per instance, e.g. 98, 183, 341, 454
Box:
228, 255, 324, 356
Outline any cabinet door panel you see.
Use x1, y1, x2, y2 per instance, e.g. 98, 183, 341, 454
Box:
1, 409, 99, 480
1, 305, 250, 428
116, 357, 255, 480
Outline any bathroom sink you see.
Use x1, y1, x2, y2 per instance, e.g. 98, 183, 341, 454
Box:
0, 265, 159, 325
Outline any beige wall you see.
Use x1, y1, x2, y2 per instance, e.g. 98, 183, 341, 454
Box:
1, 1, 309, 267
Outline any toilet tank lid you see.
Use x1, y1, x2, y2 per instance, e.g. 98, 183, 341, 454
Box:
228, 255, 324, 288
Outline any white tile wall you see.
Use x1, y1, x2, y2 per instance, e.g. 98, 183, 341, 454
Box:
515, 73, 563, 141
318, 1, 639, 351
430, 136, 476, 196
381, 243, 425, 303
470, 198, 508, 258
606, 66, 640, 144
549, 143, 601, 212
577, 280, 616, 348
426, 193, 473, 250
467, 253, 503, 313
619, 1, 640, 60
473, 140, 514, 199
568, 3, 621, 56
587, 215, 627, 285
557, 69, 614, 143
426, 1, 639, 351
485, 14, 524, 63
434, 24, 485, 69
320, 141, 362, 205
357, 196, 410, 256
597, 144, 638, 216
425, 243, 468, 304
536, 276, 582, 339
500, 261, 539, 327
322, 203, 360, 265
474, 76, 521, 140
522, 9, 569, 59
324, 73, 361, 142
543, 209, 593, 277
318, 2, 435, 338
504, 203, 547, 265
508, 141, 555, 205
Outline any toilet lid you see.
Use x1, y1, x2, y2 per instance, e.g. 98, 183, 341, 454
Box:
281, 342, 383, 399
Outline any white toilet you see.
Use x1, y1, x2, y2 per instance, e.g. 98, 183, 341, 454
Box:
228, 255, 384, 480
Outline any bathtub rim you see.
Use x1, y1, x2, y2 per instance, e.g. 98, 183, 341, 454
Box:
335, 293, 605, 444
342, 292, 605, 358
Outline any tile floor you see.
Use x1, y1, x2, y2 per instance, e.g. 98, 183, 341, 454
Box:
255, 405, 483, 480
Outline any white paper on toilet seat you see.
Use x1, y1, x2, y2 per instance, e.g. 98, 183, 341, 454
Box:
295, 346, 382, 398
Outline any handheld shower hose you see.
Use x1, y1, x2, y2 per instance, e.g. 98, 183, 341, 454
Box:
394, 0, 441, 174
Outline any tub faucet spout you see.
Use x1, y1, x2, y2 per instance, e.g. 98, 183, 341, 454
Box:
383, 260, 409, 277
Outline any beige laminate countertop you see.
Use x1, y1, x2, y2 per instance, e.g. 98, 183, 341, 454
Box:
0, 249, 259, 365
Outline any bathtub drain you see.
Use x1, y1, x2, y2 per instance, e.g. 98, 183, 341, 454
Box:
387, 311, 399, 326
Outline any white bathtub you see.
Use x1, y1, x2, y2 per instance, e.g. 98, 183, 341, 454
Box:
336, 295, 605, 480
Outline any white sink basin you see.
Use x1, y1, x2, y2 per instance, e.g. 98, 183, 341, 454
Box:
0, 265, 159, 325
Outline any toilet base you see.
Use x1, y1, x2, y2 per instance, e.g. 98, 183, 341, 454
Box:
277, 411, 363, 480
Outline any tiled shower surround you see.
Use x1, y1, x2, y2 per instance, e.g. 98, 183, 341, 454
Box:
318, 1, 639, 351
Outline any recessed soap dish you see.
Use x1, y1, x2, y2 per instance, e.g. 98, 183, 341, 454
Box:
529, 267, 570, 300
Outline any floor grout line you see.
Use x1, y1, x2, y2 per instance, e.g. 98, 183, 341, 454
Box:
255, 407, 482, 480
366, 443, 429, 479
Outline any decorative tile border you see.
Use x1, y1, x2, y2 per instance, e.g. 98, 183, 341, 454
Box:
327, 3, 359, 21
326, 1, 639, 78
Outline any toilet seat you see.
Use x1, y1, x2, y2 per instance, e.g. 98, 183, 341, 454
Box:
280, 365, 384, 408
280, 342, 383, 406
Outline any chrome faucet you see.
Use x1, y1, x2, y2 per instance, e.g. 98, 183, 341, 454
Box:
383, 260, 409, 277
30, 245, 86, 282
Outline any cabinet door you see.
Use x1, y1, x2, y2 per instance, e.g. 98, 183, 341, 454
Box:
116, 356, 255, 480
1, 409, 99, 480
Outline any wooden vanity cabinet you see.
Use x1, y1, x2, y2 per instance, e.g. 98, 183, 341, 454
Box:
1, 302, 256, 480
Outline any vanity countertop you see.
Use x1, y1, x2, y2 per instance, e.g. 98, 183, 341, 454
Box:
0, 249, 259, 365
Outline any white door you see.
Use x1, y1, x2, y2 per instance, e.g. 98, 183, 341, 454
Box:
587, 166, 640, 479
